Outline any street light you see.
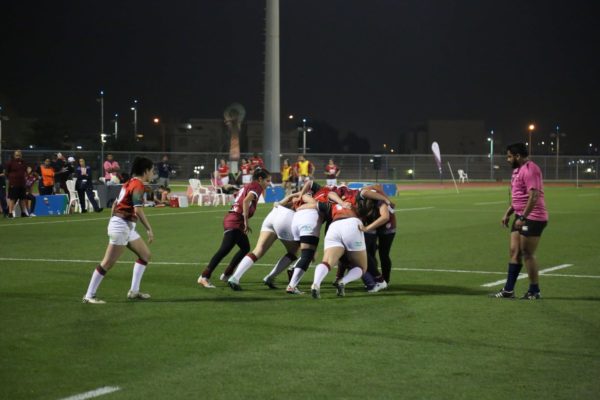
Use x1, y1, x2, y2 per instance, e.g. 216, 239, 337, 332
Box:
131, 100, 139, 141
153, 117, 167, 152
112, 113, 119, 139
487, 129, 494, 180
98, 90, 106, 166
297, 118, 313, 154
528, 124, 535, 156
550, 125, 566, 180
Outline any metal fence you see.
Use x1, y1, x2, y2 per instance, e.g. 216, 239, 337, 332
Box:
2, 149, 598, 182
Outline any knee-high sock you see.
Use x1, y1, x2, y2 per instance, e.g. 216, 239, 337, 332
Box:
265, 253, 296, 280
289, 268, 305, 288
130, 258, 148, 292
232, 253, 257, 281
504, 263, 522, 291
85, 265, 107, 298
312, 263, 330, 288
341, 267, 363, 285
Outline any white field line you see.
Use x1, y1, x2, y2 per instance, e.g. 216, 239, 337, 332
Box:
396, 207, 434, 212
2, 258, 595, 282
481, 264, 574, 287
577, 193, 600, 197
59, 386, 121, 400
0, 210, 224, 228
474, 201, 506, 206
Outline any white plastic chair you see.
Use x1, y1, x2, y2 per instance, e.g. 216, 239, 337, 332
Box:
66, 180, 82, 213
457, 169, 469, 183
189, 178, 213, 206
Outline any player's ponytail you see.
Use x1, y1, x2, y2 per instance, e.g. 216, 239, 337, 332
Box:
252, 168, 270, 181
130, 157, 154, 177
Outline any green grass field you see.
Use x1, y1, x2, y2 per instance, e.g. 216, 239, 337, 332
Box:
1, 184, 599, 400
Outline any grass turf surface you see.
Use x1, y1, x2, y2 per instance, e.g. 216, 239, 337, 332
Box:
1, 184, 599, 399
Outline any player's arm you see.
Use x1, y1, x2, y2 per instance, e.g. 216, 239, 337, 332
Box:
328, 191, 351, 209
360, 203, 390, 232
336, 167, 340, 177
242, 191, 256, 234
521, 189, 539, 220
277, 193, 300, 207
135, 207, 154, 244
501, 205, 514, 227
360, 187, 394, 209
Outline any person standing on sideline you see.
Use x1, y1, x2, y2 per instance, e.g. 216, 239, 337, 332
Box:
38, 158, 55, 195
156, 155, 171, 188
103, 154, 121, 183
24, 166, 39, 216
52, 153, 69, 194
198, 169, 271, 288
82, 157, 155, 304
0, 163, 9, 217
324, 158, 341, 187
281, 159, 293, 195
217, 158, 230, 185
249, 152, 265, 171
492, 143, 548, 300
6, 150, 29, 217
75, 158, 103, 213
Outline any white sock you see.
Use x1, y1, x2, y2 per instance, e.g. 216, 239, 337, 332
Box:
265, 254, 294, 280
85, 267, 106, 298
130, 260, 147, 292
341, 267, 363, 285
232, 255, 255, 281
312, 263, 330, 288
289, 268, 305, 288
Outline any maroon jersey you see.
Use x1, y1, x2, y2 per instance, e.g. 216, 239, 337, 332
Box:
223, 181, 264, 231
6, 158, 27, 187
113, 177, 145, 221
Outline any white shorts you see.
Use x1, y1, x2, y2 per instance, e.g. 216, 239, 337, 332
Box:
326, 178, 337, 187
291, 208, 321, 241
261, 206, 295, 241
242, 174, 252, 184
324, 217, 366, 251
221, 176, 229, 185
107, 216, 141, 246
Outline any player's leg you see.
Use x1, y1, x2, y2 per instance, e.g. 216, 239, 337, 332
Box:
492, 226, 523, 298
229, 231, 277, 286
520, 233, 542, 299
378, 232, 395, 284
224, 232, 251, 290
263, 239, 299, 288
288, 240, 318, 291
311, 246, 345, 299
83, 243, 127, 303
126, 237, 152, 299
199, 230, 239, 286
362, 232, 379, 290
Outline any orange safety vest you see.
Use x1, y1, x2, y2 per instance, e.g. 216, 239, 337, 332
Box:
40, 165, 55, 187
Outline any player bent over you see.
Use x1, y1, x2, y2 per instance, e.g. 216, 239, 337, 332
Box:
492, 143, 548, 300
226, 193, 300, 291
198, 169, 271, 288
82, 157, 155, 304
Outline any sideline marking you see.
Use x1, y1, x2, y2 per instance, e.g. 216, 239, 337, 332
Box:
3, 259, 595, 281
474, 201, 506, 206
0, 210, 224, 228
396, 207, 434, 212
59, 386, 121, 400
481, 264, 573, 287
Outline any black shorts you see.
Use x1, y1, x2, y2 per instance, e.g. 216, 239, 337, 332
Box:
8, 186, 26, 200
511, 215, 547, 237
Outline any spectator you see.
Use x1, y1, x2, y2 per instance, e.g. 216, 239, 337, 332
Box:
0, 163, 8, 217
5, 150, 29, 217
156, 155, 171, 188
103, 154, 121, 183
75, 158, 102, 213
324, 158, 341, 187
293, 155, 314, 191
52, 152, 69, 194
218, 158, 230, 185
24, 166, 39, 216
281, 159, 293, 195
155, 186, 171, 207
238, 158, 252, 185
249, 152, 264, 170
38, 158, 55, 195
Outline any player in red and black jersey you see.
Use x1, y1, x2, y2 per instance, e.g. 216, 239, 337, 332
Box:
198, 168, 271, 288
82, 157, 155, 304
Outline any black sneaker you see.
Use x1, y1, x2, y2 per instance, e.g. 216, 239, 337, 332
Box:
227, 279, 243, 291
490, 289, 516, 299
263, 278, 277, 289
521, 291, 541, 300
336, 282, 346, 297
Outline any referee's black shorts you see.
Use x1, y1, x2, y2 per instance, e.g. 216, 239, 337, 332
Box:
511, 215, 547, 237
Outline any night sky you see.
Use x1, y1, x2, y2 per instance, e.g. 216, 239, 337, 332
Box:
1, 0, 599, 153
